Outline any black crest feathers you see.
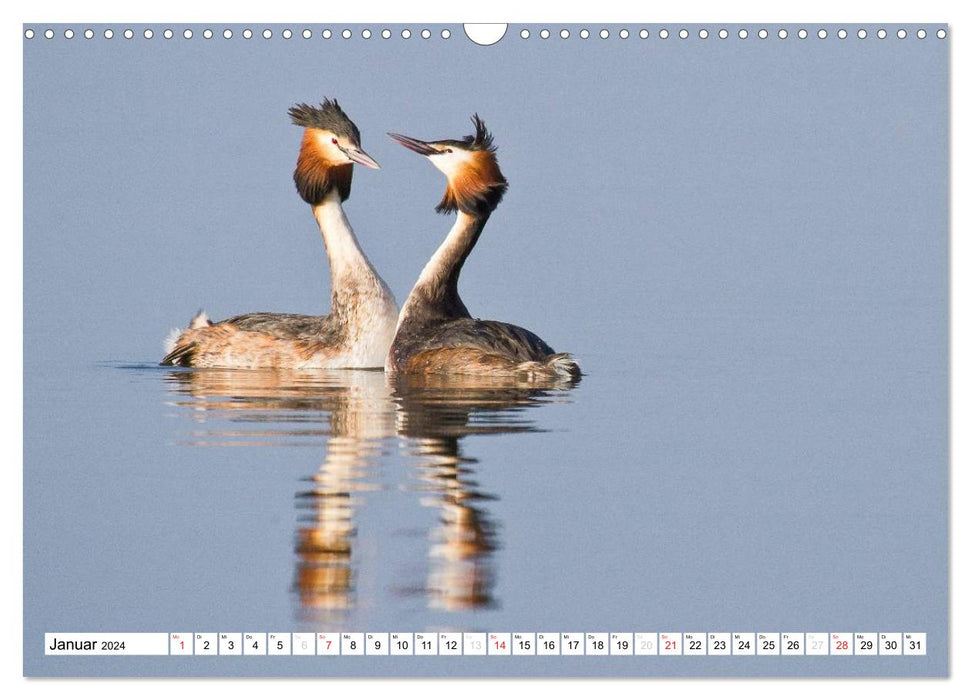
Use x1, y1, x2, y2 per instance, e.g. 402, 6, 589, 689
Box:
288, 98, 361, 144
468, 113, 495, 152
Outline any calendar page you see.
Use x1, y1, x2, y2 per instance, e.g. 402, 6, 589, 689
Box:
22, 20, 947, 677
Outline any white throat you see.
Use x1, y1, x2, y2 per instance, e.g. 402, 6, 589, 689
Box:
313, 190, 372, 282
396, 211, 480, 330
414, 211, 477, 288
312, 190, 398, 367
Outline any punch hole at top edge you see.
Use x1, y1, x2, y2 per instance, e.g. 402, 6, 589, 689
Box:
464, 24, 507, 46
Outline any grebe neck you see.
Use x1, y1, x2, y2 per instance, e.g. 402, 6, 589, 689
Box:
400, 211, 487, 324
312, 190, 386, 315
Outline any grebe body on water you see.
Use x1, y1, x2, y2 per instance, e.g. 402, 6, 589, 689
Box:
386, 116, 579, 382
162, 99, 397, 369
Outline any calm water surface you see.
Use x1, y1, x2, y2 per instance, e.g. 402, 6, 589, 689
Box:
23, 328, 946, 675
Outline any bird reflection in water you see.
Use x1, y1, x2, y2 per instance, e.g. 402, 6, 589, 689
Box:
392, 374, 575, 611
163, 368, 577, 616
291, 374, 392, 615
164, 368, 393, 619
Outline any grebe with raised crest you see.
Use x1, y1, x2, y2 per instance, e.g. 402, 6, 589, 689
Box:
385, 116, 580, 382
162, 99, 397, 369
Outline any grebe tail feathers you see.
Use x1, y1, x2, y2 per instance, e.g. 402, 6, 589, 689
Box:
162, 310, 211, 361
188, 310, 212, 329
540, 353, 582, 381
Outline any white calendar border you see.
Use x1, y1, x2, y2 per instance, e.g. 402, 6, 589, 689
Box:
6, 1, 966, 700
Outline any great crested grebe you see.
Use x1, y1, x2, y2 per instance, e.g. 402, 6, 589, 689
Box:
385, 116, 580, 381
162, 99, 398, 369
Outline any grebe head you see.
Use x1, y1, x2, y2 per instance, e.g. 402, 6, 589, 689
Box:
388, 114, 508, 217
289, 98, 380, 204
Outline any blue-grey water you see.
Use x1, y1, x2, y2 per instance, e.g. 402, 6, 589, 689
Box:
23, 24, 947, 676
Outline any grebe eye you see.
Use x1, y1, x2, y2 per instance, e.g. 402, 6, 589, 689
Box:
331, 138, 338, 145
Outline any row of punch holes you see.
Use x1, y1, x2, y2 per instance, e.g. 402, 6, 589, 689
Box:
24, 26, 948, 42
23, 27, 455, 40
520, 27, 945, 40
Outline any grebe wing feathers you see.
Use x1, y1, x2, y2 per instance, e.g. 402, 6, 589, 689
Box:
406, 318, 556, 362
161, 312, 345, 367
222, 312, 341, 342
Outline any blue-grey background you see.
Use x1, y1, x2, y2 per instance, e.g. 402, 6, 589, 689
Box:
23, 23, 947, 676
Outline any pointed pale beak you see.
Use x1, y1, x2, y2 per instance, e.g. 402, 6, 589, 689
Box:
387, 132, 439, 156
345, 146, 381, 169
